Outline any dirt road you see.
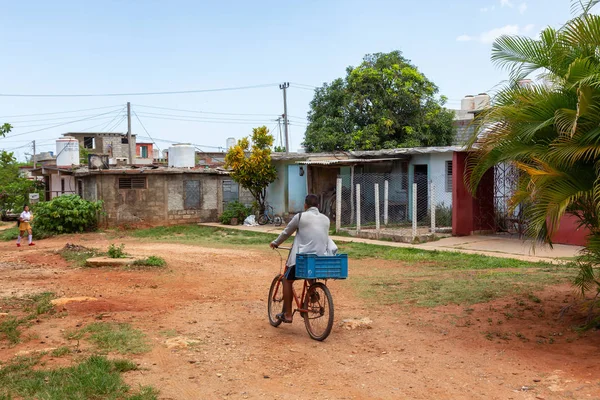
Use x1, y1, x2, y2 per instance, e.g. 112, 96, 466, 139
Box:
0, 233, 598, 399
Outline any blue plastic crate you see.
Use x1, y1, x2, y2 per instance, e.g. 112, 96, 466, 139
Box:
295, 254, 348, 279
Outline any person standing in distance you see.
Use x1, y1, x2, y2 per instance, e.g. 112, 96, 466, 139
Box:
269, 194, 330, 323
16, 205, 35, 247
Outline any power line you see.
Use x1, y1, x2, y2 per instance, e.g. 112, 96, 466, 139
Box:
135, 104, 282, 118
5, 108, 123, 124
289, 82, 318, 89
9, 113, 123, 129
0, 104, 123, 119
0, 83, 279, 98
133, 112, 161, 152
134, 113, 276, 125
137, 135, 223, 150
0, 109, 122, 140
135, 110, 275, 123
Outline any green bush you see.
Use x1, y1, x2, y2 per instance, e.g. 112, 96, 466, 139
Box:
133, 256, 166, 268
107, 244, 126, 259
33, 195, 103, 234
219, 201, 252, 225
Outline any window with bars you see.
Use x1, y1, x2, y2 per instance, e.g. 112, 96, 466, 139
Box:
446, 161, 453, 192
83, 137, 95, 149
118, 176, 147, 189
184, 180, 201, 209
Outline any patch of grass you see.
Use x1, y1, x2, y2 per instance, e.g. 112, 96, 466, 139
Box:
0, 354, 157, 399
159, 329, 177, 338
0, 227, 19, 242
0, 317, 22, 344
338, 242, 558, 269
59, 245, 104, 267
50, 346, 71, 357
353, 268, 574, 307
0, 292, 56, 345
67, 322, 150, 355
107, 243, 127, 259
128, 225, 277, 246
132, 256, 166, 268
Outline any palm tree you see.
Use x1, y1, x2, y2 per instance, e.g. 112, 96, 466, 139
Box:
467, 0, 600, 301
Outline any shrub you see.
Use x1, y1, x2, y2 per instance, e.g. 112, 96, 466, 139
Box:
133, 256, 166, 268
107, 244, 126, 259
219, 201, 252, 225
33, 195, 102, 234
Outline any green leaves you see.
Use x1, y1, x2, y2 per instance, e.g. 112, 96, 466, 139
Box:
224, 127, 277, 212
303, 51, 455, 152
0, 123, 11, 137
34, 194, 103, 234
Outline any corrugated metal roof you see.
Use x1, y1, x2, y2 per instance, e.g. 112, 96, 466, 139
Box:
296, 158, 403, 165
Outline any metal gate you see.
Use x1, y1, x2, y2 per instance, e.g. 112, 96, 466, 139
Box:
494, 162, 526, 236
222, 179, 239, 209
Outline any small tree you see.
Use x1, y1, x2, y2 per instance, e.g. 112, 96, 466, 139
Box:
0, 123, 11, 138
225, 126, 277, 213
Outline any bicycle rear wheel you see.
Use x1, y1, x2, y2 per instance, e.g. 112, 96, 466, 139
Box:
273, 215, 283, 226
267, 274, 284, 327
303, 282, 334, 341
258, 214, 269, 225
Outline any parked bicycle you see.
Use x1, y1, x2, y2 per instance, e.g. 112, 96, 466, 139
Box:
268, 247, 348, 341
257, 204, 283, 226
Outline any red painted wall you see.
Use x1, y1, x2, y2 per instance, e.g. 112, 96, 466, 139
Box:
136, 143, 153, 158
452, 152, 495, 236
551, 214, 589, 246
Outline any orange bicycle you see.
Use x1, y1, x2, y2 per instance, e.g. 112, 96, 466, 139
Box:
267, 247, 347, 341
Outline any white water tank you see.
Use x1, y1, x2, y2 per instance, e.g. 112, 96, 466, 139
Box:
461, 95, 475, 111
474, 93, 491, 111
226, 137, 236, 150
56, 137, 80, 167
169, 143, 195, 168
153, 149, 160, 159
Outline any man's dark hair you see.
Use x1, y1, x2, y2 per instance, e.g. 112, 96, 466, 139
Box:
305, 194, 319, 209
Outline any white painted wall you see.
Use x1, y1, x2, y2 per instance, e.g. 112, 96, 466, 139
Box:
429, 153, 453, 207
50, 174, 76, 199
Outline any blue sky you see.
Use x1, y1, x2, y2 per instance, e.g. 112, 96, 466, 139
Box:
0, 0, 581, 159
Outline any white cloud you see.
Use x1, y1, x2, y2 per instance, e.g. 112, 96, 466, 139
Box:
480, 7, 489, 12
456, 24, 536, 44
481, 4, 496, 12
518, 2, 527, 14
501, 0, 514, 7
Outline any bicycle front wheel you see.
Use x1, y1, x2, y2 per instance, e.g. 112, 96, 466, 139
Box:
267, 274, 284, 327
273, 215, 283, 226
303, 282, 334, 341
258, 214, 269, 225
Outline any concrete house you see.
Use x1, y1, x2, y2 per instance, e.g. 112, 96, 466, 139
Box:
65, 132, 135, 164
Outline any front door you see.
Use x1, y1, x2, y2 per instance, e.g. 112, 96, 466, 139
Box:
413, 165, 428, 221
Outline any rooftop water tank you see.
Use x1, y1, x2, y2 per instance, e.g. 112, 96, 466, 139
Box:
226, 137, 236, 150
461, 95, 475, 111
56, 137, 80, 167
169, 143, 195, 168
474, 93, 491, 111
153, 149, 160, 159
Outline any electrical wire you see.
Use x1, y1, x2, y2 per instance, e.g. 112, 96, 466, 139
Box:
0, 104, 123, 119
133, 112, 161, 152
0, 83, 279, 98
9, 114, 123, 129
133, 113, 276, 125
137, 135, 223, 150
135, 104, 282, 118
289, 82, 318, 89
135, 110, 275, 123
0, 109, 123, 140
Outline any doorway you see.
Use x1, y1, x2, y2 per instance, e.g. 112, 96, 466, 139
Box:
413, 165, 428, 221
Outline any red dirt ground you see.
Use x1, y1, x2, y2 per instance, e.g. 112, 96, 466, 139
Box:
0, 232, 598, 400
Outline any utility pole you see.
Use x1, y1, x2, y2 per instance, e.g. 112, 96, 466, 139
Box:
277, 116, 283, 150
32, 140, 36, 169
279, 82, 290, 153
127, 102, 133, 164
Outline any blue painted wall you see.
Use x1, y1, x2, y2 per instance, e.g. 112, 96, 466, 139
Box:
287, 164, 307, 213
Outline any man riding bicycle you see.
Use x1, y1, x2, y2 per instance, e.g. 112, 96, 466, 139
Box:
270, 194, 330, 323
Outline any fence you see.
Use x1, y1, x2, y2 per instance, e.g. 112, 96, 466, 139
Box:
336, 172, 452, 241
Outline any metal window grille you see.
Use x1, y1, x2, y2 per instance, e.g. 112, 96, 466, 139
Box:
222, 179, 239, 209
184, 180, 202, 209
83, 137, 95, 149
118, 177, 147, 189
445, 161, 453, 193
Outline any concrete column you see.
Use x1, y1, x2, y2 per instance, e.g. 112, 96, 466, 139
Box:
430, 180, 436, 234
412, 182, 417, 240
375, 183, 380, 233
384, 180, 389, 226
336, 177, 342, 232
356, 183, 361, 233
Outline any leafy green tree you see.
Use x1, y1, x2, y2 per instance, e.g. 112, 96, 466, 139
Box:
303, 51, 455, 152
0, 150, 43, 213
224, 126, 277, 213
466, 0, 600, 304
0, 123, 11, 138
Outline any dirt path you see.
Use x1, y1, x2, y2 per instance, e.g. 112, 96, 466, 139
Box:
0, 234, 598, 399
